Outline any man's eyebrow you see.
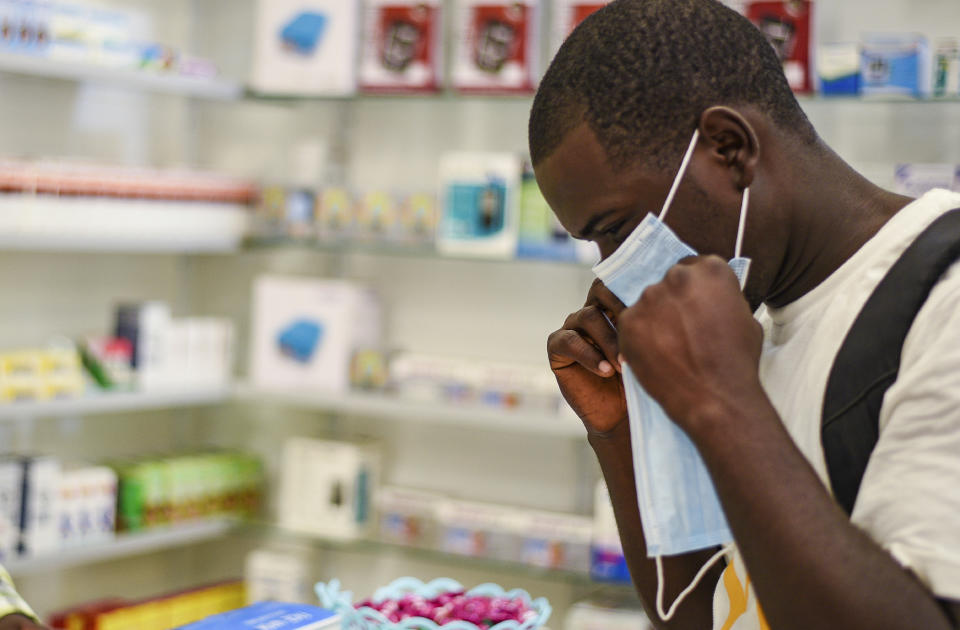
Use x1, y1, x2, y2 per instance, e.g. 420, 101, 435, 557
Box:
576, 209, 618, 240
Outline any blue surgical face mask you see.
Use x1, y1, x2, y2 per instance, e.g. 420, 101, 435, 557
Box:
591, 128, 750, 621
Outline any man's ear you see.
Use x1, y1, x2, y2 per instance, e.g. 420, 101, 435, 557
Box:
698, 106, 760, 190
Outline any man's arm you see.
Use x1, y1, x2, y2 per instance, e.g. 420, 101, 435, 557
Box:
618, 256, 956, 630
589, 421, 722, 630
547, 279, 719, 630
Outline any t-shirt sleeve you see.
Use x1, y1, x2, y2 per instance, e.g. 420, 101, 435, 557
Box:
851, 266, 960, 601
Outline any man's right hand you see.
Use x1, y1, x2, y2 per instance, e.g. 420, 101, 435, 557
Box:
547, 279, 627, 434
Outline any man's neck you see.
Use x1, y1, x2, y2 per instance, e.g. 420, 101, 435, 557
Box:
764, 149, 913, 309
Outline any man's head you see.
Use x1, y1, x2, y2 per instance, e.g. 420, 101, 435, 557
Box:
529, 0, 823, 306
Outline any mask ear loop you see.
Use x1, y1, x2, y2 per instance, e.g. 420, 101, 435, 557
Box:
734, 187, 750, 259
658, 129, 701, 223
655, 543, 735, 622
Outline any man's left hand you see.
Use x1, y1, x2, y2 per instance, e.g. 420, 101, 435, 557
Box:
617, 255, 766, 438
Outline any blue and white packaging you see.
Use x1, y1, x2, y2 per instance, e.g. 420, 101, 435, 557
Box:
250, 0, 359, 96
861, 33, 931, 99
179, 602, 339, 630
437, 152, 522, 259
818, 43, 860, 96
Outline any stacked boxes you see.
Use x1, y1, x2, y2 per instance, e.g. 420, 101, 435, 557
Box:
0, 348, 84, 402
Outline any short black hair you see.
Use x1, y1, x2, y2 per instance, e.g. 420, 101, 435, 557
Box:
529, 0, 817, 170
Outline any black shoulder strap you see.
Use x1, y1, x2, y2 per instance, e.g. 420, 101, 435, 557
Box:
822, 208, 960, 516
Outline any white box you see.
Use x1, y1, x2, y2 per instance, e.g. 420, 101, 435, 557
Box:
245, 548, 314, 604
250, 0, 360, 97
250, 276, 382, 393
451, 0, 539, 93
19, 456, 60, 557
0, 460, 23, 562
437, 153, 522, 259
278, 438, 380, 541
359, 0, 443, 93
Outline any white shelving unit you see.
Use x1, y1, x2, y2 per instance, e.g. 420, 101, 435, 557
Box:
234, 385, 584, 438
0, 195, 250, 254
4, 519, 239, 576
0, 387, 232, 422
0, 52, 242, 101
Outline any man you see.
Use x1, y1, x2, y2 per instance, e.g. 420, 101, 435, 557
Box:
529, 1, 960, 629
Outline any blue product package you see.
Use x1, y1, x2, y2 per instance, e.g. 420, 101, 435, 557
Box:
443, 179, 507, 239
178, 601, 340, 629
277, 319, 324, 363
281, 11, 329, 55
861, 34, 930, 98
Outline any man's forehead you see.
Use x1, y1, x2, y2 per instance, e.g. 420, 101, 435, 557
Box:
535, 123, 652, 233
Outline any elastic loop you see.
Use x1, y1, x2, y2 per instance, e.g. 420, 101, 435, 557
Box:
658, 129, 701, 223
655, 544, 734, 622
734, 187, 750, 258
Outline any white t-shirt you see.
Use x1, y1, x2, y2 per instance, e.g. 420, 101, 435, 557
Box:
712, 189, 960, 630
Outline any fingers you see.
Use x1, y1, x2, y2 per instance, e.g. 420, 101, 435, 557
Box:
548, 328, 616, 377
585, 278, 627, 322
563, 304, 620, 370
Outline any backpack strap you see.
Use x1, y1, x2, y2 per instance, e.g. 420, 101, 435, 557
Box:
822, 207, 960, 516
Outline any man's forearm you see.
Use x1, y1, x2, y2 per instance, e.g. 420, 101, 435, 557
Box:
589, 421, 723, 630
693, 394, 954, 630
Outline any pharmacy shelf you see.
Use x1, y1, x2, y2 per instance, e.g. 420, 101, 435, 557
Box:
0, 195, 250, 254
243, 238, 595, 269
5, 519, 239, 576
234, 385, 585, 438
0, 52, 242, 100
260, 525, 631, 591
0, 386, 232, 421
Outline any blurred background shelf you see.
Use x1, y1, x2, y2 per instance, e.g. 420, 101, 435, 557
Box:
0, 195, 249, 254
0, 52, 242, 100
234, 384, 583, 438
258, 524, 630, 591
0, 386, 232, 421
242, 237, 593, 269
5, 519, 240, 576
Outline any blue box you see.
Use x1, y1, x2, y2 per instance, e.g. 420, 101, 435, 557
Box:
179, 602, 340, 630
861, 34, 931, 98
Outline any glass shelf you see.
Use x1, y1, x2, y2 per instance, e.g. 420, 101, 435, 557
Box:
242, 237, 593, 269
251, 523, 634, 593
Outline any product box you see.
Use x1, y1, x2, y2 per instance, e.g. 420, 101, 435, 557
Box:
451, 0, 539, 93
360, 0, 442, 93
818, 43, 860, 96
591, 481, 630, 583
516, 162, 577, 261
316, 187, 355, 241
250, 0, 360, 97
19, 456, 61, 557
551, 1, 607, 53
861, 33, 932, 99
743, 0, 813, 93
182, 602, 340, 630
245, 548, 315, 605
377, 486, 444, 547
934, 38, 960, 98
517, 510, 592, 573
58, 465, 117, 548
250, 276, 382, 393
437, 152, 522, 259
436, 500, 522, 561
114, 301, 172, 385
355, 190, 398, 241
398, 192, 438, 244
0, 350, 43, 401
0, 459, 22, 562
278, 437, 380, 541
893, 164, 956, 198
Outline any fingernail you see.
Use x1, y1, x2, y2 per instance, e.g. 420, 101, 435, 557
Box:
598, 360, 613, 374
